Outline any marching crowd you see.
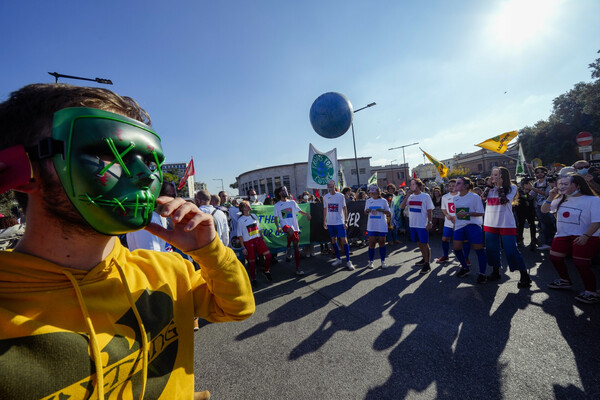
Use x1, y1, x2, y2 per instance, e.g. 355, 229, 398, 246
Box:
220, 160, 600, 305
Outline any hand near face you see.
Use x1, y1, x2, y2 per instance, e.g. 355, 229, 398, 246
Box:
145, 196, 216, 252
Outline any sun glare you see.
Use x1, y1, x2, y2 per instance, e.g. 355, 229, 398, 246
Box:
488, 0, 561, 48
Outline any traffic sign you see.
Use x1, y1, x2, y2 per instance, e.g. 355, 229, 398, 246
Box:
576, 131, 593, 146
579, 145, 592, 153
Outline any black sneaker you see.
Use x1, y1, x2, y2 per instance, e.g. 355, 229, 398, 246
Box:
548, 279, 572, 289
517, 276, 532, 289
262, 271, 273, 282
487, 270, 501, 282
419, 264, 431, 275
456, 268, 470, 278
415, 258, 426, 266
476, 274, 487, 284
251, 279, 258, 289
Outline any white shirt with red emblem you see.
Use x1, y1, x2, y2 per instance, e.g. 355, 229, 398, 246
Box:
441, 192, 456, 229
484, 185, 517, 229
550, 195, 600, 237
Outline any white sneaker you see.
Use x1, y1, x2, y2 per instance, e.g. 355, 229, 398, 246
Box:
332, 259, 342, 267
346, 261, 355, 270
537, 244, 551, 250
381, 261, 387, 269
295, 269, 305, 276
367, 261, 374, 269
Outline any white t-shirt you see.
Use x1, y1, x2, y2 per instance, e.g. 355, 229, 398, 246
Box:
453, 192, 484, 230
550, 195, 600, 237
484, 185, 517, 229
323, 192, 347, 226
126, 211, 169, 252
199, 205, 230, 246
441, 192, 457, 229
365, 197, 391, 233
406, 192, 434, 229
274, 199, 302, 232
237, 214, 262, 242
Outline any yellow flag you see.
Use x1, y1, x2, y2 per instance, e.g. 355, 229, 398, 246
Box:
476, 130, 518, 154
420, 148, 448, 178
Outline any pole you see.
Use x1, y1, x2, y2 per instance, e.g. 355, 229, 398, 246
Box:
351, 123, 360, 189
389, 142, 419, 184
351, 102, 376, 189
48, 72, 113, 85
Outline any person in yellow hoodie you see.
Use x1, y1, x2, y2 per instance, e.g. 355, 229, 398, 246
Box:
0, 84, 255, 400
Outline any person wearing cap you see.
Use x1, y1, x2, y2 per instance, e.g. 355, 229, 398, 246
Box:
400, 178, 435, 274
364, 185, 391, 269
572, 159, 600, 193
524, 166, 554, 250
323, 180, 354, 270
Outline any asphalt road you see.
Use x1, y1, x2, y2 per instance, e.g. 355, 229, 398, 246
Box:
194, 232, 600, 400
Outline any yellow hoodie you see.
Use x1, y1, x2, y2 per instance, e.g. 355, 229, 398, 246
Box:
0, 237, 254, 399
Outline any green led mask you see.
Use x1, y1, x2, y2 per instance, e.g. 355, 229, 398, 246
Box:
51, 107, 164, 235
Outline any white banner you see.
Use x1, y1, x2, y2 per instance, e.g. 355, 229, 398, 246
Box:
307, 144, 338, 189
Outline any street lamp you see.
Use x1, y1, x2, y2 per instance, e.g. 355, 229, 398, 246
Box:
213, 178, 224, 193
351, 102, 376, 189
389, 142, 419, 184
389, 159, 396, 184
48, 72, 113, 85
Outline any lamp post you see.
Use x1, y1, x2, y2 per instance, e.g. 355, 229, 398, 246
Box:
351, 102, 376, 189
213, 178, 224, 193
389, 159, 396, 184
48, 72, 113, 85
388, 142, 419, 184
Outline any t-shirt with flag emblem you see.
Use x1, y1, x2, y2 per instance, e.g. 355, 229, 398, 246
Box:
484, 186, 517, 229
274, 200, 302, 232
550, 195, 600, 237
452, 192, 484, 230
365, 198, 391, 233
441, 192, 457, 229
237, 214, 263, 242
323, 192, 346, 226
406, 192, 434, 228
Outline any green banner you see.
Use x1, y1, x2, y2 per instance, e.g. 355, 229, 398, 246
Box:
249, 203, 311, 251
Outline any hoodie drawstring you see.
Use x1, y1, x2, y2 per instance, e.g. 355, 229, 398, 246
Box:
62, 270, 105, 400
62, 262, 149, 400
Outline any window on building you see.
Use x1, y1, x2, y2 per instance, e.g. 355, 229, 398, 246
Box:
359, 168, 366, 174
260, 178, 266, 195
274, 176, 281, 189
398, 171, 404, 180
283, 175, 290, 189
351, 169, 357, 175
478, 164, 483, 171
267, 177, 273, 196
253, 180, 259, 192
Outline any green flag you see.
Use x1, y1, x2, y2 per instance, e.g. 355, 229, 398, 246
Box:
516, 143, 526, 175
368, 171, 377, 185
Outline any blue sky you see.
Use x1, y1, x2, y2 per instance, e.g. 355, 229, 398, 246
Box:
2, 0, 599, 195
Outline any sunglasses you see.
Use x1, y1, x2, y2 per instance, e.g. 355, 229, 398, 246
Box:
575, 165, 589, 170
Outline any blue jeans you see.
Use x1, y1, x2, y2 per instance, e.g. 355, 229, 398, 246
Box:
485, 232, 526, 271
535, 205, 555, 246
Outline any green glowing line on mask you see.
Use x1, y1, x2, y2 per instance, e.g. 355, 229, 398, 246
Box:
134, 193, 139, 218
98, 138, 135, 177
112, 197, 127, 213
79, 194, 153, 211
152, 150, 164, 181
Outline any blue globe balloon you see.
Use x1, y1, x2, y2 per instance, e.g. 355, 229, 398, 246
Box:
309, 92, 354, 139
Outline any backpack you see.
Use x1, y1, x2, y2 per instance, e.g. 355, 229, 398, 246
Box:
0, 224, 26, 251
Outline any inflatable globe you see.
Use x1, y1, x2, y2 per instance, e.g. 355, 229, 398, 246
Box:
309, 92, 353, 139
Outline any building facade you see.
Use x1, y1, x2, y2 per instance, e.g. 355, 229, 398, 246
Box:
441, 145, 519, 177
371, 163, 409, 188
236, 157, 372, 198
